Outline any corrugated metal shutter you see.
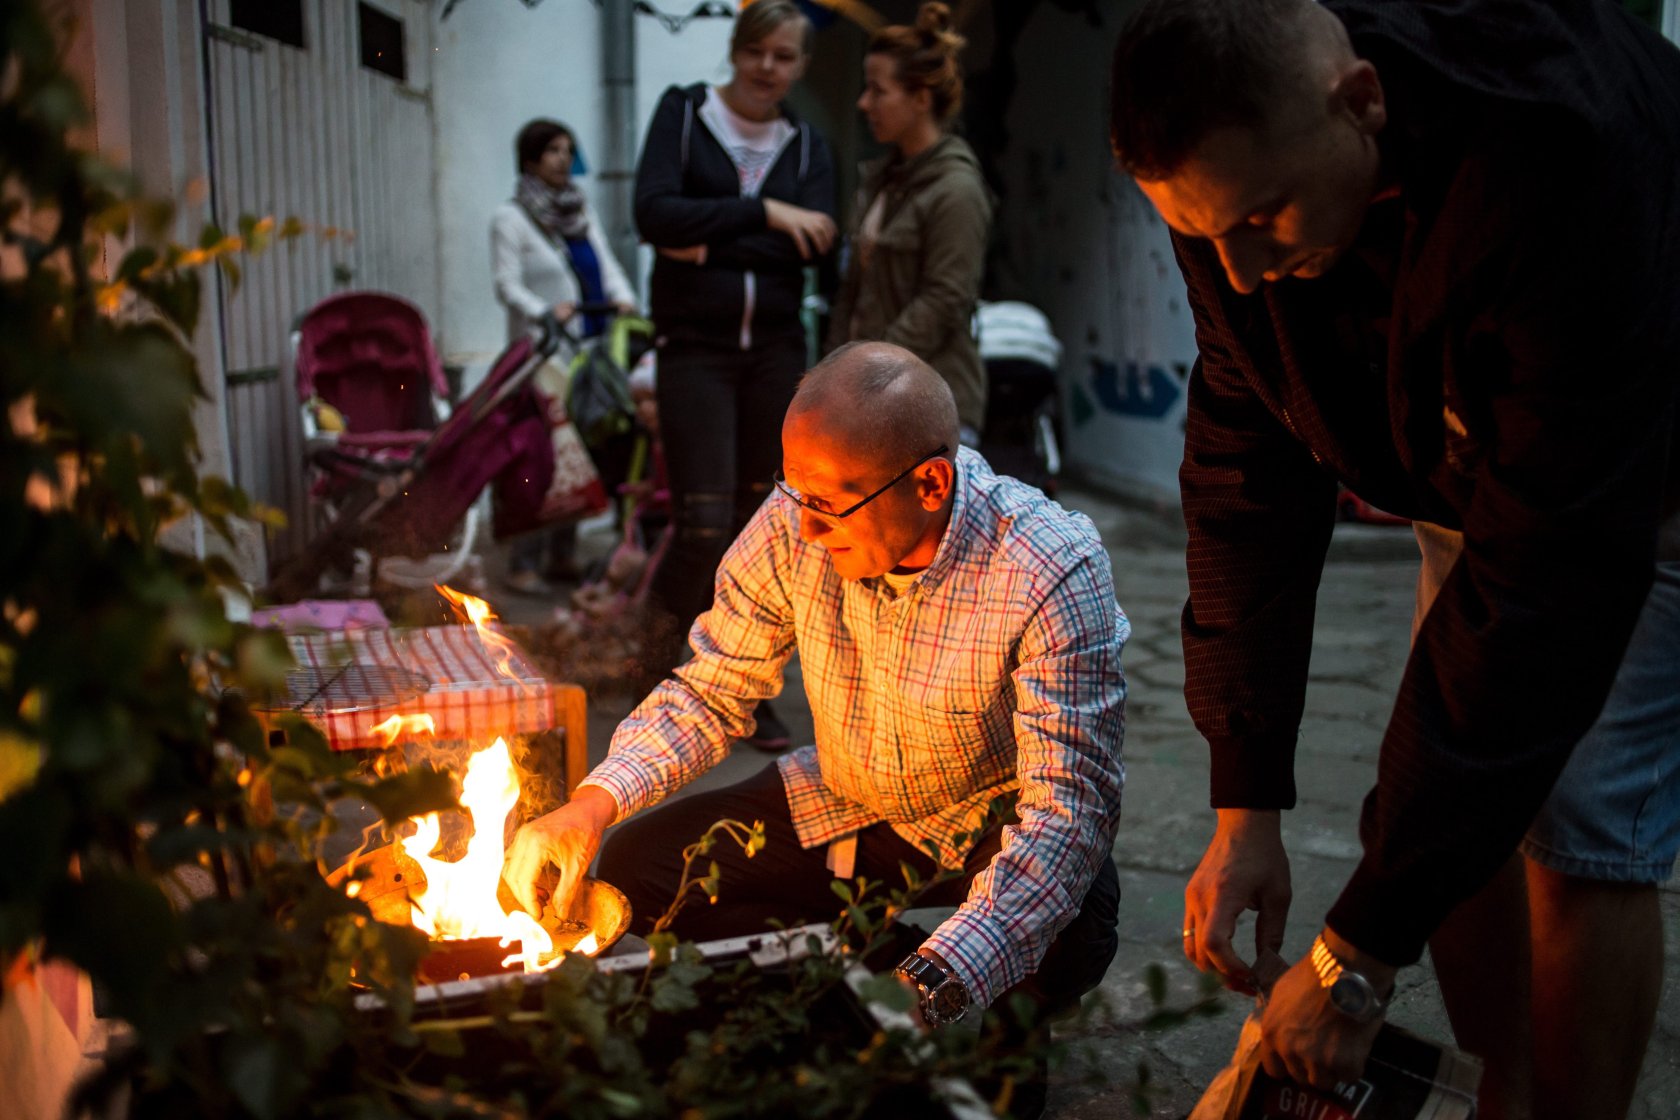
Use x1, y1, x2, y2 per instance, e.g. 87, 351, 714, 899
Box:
202, 0, 440, 569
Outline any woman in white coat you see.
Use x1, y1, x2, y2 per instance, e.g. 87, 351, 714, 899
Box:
491, 118, 638, 592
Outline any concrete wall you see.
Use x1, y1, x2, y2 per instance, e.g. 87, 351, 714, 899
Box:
990, 0, 1191, 507
431, 3, 735, 368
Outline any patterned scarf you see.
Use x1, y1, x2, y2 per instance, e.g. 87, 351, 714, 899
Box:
516, 172, 589, 242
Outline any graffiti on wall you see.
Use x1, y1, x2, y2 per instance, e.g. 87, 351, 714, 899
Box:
1069, 356, 1190, 429
1090, 357, 1187, 418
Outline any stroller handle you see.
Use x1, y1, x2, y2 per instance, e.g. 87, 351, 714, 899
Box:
534, 301, 634, 356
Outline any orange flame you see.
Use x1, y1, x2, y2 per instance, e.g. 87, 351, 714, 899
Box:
369, 713, 436, 746
401, 738, 559, 972
436, 583, 527, 686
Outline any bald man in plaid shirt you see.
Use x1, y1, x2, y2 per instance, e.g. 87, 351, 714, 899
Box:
507, 341, 1128, 1047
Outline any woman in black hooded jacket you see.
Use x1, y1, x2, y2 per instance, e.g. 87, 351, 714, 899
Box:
633, 0, 836, 744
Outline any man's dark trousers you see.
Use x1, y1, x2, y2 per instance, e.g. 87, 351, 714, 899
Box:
595, 762, 1120, 1021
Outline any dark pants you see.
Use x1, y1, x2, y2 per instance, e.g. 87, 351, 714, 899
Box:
596, 763, 1121, 1021
651, 334, 805, 632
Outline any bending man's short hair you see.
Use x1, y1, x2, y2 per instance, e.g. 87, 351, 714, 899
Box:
1109, 0, 1321, 180
793, 342, 961, 468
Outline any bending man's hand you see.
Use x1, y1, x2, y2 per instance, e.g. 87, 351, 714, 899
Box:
1183, 808, 1292, 994
502, 785, 618, 918
1258, 928, 1394, 1090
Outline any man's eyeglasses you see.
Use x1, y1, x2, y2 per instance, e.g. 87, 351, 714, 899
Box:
774, 445, 949, 522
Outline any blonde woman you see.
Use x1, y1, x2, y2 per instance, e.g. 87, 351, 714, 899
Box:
633, 0, 837, 746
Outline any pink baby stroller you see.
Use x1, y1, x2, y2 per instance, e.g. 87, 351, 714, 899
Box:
267, 292, 602, 600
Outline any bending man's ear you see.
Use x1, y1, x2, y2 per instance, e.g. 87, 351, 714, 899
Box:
915, 456, 957, 511
1331, 58, 1387, 136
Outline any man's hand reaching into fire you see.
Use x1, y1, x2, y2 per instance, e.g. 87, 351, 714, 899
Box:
503, 785, 619, 919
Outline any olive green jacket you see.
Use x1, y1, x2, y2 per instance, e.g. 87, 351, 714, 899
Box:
827, 134, 992, 430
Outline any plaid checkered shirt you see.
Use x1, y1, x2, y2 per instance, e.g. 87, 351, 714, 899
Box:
582, 448, 1128, 1006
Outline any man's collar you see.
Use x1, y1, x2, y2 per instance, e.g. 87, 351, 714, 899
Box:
892, 446, 980, 595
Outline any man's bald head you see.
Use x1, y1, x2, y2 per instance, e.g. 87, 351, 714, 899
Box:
788, 342, 961, 469
1110, 0, 1355, 180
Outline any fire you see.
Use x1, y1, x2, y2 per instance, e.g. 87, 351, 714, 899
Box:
400, 737, 560, 973
384, 587, 590, 974
370, 713, 436, 746
436, 583, 526, 685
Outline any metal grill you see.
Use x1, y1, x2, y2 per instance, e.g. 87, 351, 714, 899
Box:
275, 662, 430, 717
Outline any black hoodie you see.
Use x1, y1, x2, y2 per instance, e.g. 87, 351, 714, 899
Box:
633, 83, 836, 349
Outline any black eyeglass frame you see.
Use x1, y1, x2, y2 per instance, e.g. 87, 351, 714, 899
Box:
774, 444, 950, 522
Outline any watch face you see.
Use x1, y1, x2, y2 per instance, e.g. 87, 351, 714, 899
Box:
930, 980, 969, 1021
1329, 975, 1375, 1020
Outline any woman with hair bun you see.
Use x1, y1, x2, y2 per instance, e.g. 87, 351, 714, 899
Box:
828, 1, 992, 445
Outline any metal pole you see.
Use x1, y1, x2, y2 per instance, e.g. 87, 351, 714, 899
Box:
600, 0, 638, 278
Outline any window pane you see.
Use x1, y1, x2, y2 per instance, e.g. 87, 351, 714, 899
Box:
359, 3, 407, 82
230, 0, 305, 48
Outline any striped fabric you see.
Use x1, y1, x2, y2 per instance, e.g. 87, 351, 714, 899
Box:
285, 626, 554, 751
583, 448, 1128, 1005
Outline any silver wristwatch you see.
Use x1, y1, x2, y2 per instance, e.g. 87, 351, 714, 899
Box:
1310, 934, 1389, 1024
894, 951, 971, 1027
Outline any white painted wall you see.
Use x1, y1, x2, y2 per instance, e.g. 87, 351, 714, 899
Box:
992, 0, 1193, 506
431, 3, 734, 368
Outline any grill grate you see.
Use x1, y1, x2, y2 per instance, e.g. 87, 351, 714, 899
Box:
275, 662, 431, 717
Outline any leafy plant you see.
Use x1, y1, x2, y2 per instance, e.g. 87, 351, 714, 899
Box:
1, 2, 466, 1113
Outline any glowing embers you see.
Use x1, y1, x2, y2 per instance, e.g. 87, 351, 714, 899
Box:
337, 586, 628, 982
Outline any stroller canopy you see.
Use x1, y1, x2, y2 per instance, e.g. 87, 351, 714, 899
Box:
295, 292, 449, 434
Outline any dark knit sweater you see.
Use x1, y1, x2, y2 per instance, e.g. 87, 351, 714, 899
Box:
633, 83, 836, 348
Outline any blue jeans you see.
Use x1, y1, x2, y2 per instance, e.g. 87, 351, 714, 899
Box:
1414, 521, 1680, 882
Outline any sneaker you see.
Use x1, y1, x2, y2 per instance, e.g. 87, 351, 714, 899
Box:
743, 700, 793, 752
503, 568, 552, 596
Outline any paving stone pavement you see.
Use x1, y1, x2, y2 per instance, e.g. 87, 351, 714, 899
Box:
500, 480, 1680, 1119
